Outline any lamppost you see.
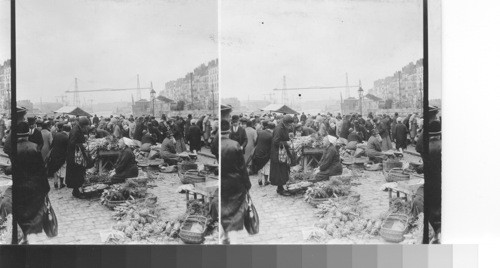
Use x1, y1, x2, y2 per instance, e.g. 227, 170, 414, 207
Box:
358, 85, 364, 116
150, 88, 156, 116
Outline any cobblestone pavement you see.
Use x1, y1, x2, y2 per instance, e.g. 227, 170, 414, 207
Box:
29, 148, 217, 244
229, 146, 422, 245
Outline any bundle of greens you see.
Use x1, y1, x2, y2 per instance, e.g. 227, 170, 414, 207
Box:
186, 200, 209, 216
100, 181, 147, 203
389, 198, 412, 215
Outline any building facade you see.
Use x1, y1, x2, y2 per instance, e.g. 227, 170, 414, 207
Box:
161, 59, 218, 111
0, 60, 11, 112
369, 58, 423, 109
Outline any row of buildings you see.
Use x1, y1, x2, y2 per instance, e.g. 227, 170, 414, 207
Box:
369, 58, 424, 109
0, 60, 11, 114
161, 59, 218, 111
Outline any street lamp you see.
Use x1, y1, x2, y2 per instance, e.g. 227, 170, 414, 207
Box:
358, 85, 364, 116
150, 88, 156, 116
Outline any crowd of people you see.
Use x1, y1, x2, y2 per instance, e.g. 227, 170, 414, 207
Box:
0, 107, 217, 244
220, 104, 437, 244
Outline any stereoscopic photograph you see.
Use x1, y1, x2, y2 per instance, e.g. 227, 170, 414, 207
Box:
1, 0, 219, 245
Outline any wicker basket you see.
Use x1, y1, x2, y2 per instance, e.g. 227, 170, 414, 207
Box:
103, 195, 133, 210
307, 197, 331, 207
178, 162, 198, 173
179, 215, 208, 244
348, 191, 361, 202
179, 170, 206, 184
383, 160, 403, 172
385, 168, 411, 182
410, 173, 424, 180
380, 213, 409, 243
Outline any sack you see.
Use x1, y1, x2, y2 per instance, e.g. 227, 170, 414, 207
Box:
74, 146, 86, 167
42, 196, 58, 238
243, 193, 259, 235
278, 144, 290, 165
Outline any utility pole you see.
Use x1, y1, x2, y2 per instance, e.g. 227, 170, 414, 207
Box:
345, 73, 350, 98
282, 76, 287, 105
398, 71, 402, 108
73, 78, 79, 107
190, 72, 194, 110
136, 74, 141, 100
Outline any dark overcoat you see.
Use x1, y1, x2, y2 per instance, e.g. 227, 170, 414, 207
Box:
220, 136, 251, 232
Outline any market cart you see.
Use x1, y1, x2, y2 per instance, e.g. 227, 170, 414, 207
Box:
97, 150, 120, 175
302, 148, 323, 171
386, 179, 424, 203
185, 180, 218, 203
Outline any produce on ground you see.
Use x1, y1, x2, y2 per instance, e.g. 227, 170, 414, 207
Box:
389, 197, 412, 215
100, 180, 147, 203
0, 215, 12, 244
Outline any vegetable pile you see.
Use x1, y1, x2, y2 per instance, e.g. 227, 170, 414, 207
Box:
110, 201, 182, 242
312, 199, 383, 240
100, 181, 147, 204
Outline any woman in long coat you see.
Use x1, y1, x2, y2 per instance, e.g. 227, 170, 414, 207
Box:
269, 115, 294, 196
220, 119, 251, 244
110, 138, 139, 184
251, 122, 274, 185
66, 117, 90, 198
14, 122, 50, 244
312, 135, 342, 182
243, 119, 257, 167
393, 117, 408, 151
47, 124, 70, 189
187, 119, 202, 152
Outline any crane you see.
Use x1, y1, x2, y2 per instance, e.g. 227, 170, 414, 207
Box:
64, 75, 153, 106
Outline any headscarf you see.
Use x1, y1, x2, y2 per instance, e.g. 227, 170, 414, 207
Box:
327, 135, 337, 144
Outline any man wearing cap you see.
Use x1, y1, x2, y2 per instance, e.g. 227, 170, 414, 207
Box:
160, 132, 180, 166
269, 114, 295, 195
187, 118, 202, 153
414, 107, 441, 243
229, 115, 247, 151
27, 117, 43, 152
12, 121, 50, 244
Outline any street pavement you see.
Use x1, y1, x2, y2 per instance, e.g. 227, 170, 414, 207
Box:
28, 147, 217, 244
229, 146, 422, 244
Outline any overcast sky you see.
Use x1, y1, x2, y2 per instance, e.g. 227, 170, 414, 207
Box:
0, 1, 10, 62
16, 0, 217, 104
220, 0, 437, 102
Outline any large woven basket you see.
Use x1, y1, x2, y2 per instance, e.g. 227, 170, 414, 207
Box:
179, 215, 208, 244
383, 160, 403, 172
307, 197, 331, 207
380, 213, 409, 243
178, 162, 198, 173
179, 170, 206, 184
103, 195, 133, 210
385, 168, 410, 182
